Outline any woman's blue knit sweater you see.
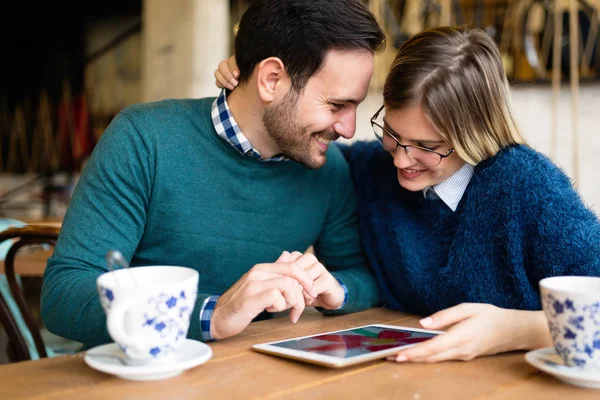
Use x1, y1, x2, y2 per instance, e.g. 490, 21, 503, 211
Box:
341, 142, 600, 315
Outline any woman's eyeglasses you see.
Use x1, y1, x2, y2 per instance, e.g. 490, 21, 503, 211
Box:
370, 105, 454, 167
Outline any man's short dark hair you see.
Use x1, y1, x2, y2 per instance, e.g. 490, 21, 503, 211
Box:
235, 0, 385, 92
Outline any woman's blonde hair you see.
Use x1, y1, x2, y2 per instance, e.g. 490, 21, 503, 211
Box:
383, 26, 526, 165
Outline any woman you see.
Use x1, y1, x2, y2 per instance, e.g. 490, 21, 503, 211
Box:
214, 26, 600, 363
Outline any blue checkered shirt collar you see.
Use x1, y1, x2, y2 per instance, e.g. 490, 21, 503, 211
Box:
211, 90, 288, 162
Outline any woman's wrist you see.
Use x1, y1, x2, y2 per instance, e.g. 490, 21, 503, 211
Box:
513, 310, 552, 351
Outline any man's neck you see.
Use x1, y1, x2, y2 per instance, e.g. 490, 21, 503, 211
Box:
227, 87, 281, 159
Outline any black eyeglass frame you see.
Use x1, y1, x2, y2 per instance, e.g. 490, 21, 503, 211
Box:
370, 105, 455, 166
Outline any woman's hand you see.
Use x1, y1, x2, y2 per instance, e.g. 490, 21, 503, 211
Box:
214, 56, 239, 90
388, 303, 552, 363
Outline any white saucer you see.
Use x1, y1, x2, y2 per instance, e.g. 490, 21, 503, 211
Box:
84, 339, 212, 381
525, 347, 600, 389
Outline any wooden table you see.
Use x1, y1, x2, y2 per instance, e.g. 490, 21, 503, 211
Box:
1, 308, 597, 399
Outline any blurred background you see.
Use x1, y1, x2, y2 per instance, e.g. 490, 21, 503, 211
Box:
0, 0, 599, 365
0, 0, 599, 219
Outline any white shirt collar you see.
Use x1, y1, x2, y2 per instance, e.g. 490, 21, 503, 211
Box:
422, 163, 474, 211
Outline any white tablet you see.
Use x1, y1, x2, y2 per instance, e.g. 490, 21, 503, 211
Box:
252, 324, 441, 368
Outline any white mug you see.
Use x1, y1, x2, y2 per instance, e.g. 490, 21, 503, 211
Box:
96, 266, 199, 365
540, 276, 600, 370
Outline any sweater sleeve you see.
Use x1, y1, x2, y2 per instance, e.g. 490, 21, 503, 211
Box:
525, 158, 600, 283
41, 112, 212, 347
313, 147, 380, 315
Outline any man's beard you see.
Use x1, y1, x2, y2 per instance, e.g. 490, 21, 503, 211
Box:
262, 90, 335, 170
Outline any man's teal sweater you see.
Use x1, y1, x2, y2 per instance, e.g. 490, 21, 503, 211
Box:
41, 98, 379, 348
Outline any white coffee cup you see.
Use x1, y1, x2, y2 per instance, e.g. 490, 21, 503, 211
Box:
540, 276, 600, 370
96, 266, 199, 365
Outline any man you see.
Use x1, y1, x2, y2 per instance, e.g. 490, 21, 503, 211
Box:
41, 0, 385, 348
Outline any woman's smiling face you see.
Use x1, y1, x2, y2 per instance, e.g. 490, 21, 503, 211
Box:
384, 105, 466, 192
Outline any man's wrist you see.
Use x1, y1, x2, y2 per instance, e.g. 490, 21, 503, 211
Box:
333, 278, 348, 310
316, 278, 348, 312
200, 295, 220, 342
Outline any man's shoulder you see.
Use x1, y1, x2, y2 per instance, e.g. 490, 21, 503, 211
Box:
119, 98, 216, 124
101, 98, 217, 146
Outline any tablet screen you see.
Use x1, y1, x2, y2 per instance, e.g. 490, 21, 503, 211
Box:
269, 326, 437, 358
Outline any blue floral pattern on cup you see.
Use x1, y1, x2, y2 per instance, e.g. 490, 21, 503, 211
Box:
98, 284, 197, 360
99, 286, 115, 311
542, 292, 600, 369
139, 291, 193, 358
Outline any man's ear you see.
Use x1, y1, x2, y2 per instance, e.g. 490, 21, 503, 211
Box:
255, 57, 291, 103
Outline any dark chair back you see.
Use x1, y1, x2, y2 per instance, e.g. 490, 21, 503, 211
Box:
0, 225, 60, 362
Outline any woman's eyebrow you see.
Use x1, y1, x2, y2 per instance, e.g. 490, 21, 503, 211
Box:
382, 119, 400, 137
415, 139, 445, 145
383, 119, 445, 144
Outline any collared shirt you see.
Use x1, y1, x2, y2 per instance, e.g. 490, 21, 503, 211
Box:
422, 163, 474, 211
211, 89, 288, 162
199, 90, 348, 342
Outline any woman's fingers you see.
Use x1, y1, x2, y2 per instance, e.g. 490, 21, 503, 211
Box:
390, 326, 469, 362
227, 55, 239, 78
420, 303, 481, 330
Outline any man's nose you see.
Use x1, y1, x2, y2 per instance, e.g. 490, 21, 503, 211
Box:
332, 108, 357, 140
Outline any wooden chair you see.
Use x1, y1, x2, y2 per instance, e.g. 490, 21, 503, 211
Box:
0, 288, 29, 361
0, 225, 60, 362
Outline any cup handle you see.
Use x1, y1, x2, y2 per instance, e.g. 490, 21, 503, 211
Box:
106, 296, 143, 353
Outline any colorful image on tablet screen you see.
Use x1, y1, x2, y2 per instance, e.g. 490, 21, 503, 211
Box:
270, 326, 437, 358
